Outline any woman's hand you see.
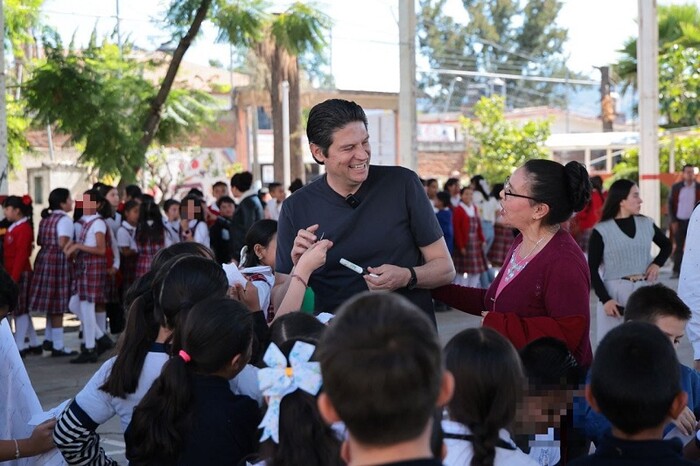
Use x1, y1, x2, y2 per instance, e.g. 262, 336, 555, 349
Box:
603, 299, 623, 317
25, 419, 57, 456
645, 263, 660, 282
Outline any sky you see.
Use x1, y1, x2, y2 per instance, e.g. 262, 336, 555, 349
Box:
40, 0, 699, 97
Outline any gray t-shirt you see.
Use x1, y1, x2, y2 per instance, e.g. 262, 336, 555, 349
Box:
276, 165, 443, 318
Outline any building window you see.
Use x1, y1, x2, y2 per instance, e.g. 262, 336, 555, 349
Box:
34, 176, 43, 204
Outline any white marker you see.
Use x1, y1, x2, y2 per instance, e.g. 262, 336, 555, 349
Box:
340, 258, 379, 278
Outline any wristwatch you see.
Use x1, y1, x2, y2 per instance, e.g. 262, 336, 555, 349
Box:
406, 267, 417, 290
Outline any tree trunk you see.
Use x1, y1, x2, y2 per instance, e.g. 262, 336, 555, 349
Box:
120, 0, 212, 190
270, 45, 284, 184
288, 56, 304, 183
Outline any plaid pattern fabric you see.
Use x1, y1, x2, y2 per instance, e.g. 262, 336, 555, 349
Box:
12, 271, 33, 316
29, 213, 72, 315
121, 253, 138, 299
452, 217, 488, 275
488, 223, 515, 267
74, 217, 108, 304
135, 237, 164, 279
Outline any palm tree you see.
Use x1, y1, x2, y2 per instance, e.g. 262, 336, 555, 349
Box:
615, 4, 700, 93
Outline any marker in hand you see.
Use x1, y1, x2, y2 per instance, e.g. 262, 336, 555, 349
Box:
340, 258, 380, 278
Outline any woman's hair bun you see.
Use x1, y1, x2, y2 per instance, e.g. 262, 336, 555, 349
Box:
564, 161, 592, 212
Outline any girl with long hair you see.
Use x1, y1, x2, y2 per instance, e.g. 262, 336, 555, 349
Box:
179, 194, 210, 248
116, 200, 140, 299
588, 179, 671, 343
54, 251, 227, 465
3, 195, 39, 356
29, 188, 76, 356
239, 219, 278, 323
134, 200, 168, 279
125, 298, 259, 465
443, 327, 536, 466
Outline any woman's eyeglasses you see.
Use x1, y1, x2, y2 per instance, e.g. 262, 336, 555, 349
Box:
503, 177, 542, 203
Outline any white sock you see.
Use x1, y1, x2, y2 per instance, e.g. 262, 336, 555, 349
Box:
13, 315, 30, 350
53, 327, 65, 351
44, 317, 53, 342
96, 312, 107, 335
69, 295, 81, 319
27, 318, 38, 347
80, 301, 97, 350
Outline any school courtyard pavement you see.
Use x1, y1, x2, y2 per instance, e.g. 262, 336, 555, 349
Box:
21, 265, 686, 464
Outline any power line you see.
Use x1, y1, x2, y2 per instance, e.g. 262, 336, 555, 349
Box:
420, 68, 598, 86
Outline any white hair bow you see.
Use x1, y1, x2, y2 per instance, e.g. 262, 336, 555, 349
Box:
257, 341, 322, 443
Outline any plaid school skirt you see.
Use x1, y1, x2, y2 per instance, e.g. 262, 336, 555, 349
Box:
73, 252, 107, 304
11, 271, 33, 317
30, 246, 72, 315
488, 224, 515, 267
453, 241, 488, 275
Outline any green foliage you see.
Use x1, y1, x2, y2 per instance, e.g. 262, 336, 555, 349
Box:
462, 96, 551, 183
3, 0, 44, 60
613, 131, 700, 179
659, 46, 700, 128
418, 0, 575, 110
269, 2, 330, 56
212, 0, 266, 47
23, 36, 216, 181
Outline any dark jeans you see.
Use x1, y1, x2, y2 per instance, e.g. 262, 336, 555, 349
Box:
673, 219, 690, 273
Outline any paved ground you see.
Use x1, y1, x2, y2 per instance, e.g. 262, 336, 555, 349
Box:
20, 265, 686, 464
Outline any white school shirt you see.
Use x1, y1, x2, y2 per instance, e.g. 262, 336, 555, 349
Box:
56, 211, 74, 239
481, 197, 500, 223
75, 351, 170, 432
240, 265, 275, 320
265, 200, 283, 221
116, 222, 137, 252
442, 420, 539, 466
229, 364, 263, 406
76, 215, 107, 247
164, 218, 181, 245
188, 219, 210, 248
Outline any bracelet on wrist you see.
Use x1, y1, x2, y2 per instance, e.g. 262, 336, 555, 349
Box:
291, 274, 308, 288
14, 439, 20, 459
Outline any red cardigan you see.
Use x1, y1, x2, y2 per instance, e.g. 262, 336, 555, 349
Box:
452, 203, 485, 251
3, 220, 33, 282
434, 228, 592, 367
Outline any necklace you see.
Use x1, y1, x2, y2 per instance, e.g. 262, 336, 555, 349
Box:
503, 233, 550, 283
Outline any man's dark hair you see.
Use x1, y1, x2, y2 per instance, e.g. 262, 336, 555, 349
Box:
306, 99, 368, 159
435, 191, 451, 209
212, 181, 227, 190
125, 184, 143, 200
591, 321, 680, 435
318, 292, 442, 446
216, 196, 235, 208
231, 171, 253, 192
624, 283, 691, 324
288, 178, 303, 193
268, 182, 282, 192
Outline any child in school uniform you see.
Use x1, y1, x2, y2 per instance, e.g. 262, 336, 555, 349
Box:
116, 200, 139, 299
179, 194, 210, 248
54, 253, 229, 465
163, 198, 181, 245
96, 183, 124, 334
125, 297, 260, 466
239, 220, 277, 323
210, 196, 236, 264
442, 327, 538, 466
2, 195, 39, 356
65, 189, 114, 364
29, 188, 77, 357
134, 200, 169, 279
435, 191, 454, 254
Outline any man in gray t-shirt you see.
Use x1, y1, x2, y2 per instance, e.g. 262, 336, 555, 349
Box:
274, 99, 455, 319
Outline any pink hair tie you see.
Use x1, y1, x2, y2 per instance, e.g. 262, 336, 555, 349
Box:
179, 350, 191, 363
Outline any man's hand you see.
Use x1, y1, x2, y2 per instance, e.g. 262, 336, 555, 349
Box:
672, 406, 697, 436
364, 265, 411, 292
291, 224, 319, 266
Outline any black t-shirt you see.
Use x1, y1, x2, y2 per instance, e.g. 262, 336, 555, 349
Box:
276, 165, 444, 317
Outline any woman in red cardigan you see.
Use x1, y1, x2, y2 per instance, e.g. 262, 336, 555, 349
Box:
434, 159, 594, 367
3, 195, 40, 357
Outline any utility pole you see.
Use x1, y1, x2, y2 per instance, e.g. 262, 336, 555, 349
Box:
637, 0, 660, 224
600, 66, 614, 132
398, 0, 417, 170
116, 0, 122, 59
0, 1, 7, 195
281, 80, 291, 190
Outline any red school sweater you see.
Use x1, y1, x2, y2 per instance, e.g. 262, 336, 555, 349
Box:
4, 219, 33, 281
433, 228, 592, 367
